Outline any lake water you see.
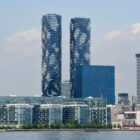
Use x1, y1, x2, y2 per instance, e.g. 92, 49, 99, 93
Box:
0, 131, 140, 140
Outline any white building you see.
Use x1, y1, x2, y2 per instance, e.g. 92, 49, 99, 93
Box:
124, 111, 140, 125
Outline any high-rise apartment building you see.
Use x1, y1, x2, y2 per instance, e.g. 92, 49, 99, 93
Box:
41, 14, 62, 96
136, 54, 140, 104
70, 18, 90, 97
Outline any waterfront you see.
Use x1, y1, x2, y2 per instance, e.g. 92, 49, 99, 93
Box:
0, 131, 140, 140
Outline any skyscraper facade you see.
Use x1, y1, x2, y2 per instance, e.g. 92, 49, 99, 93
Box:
74, 65, 115, 105
136, 54, 140, 104
41, 14, 62, 96
70, 18, 90, 97
61, 81, 71, 97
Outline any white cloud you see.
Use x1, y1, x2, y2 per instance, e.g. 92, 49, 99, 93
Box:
105, 30, 121, 40
4, 29, 41, 57
132, 23, 140, 35
6, 29, 40, 43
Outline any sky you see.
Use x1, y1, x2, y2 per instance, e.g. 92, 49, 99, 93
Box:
0, 0, 140, 98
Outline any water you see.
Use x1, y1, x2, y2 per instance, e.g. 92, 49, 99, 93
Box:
0, 131, 140, 140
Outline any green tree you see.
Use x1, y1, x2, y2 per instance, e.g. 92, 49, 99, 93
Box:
32, 123, 38, 129
113, 124, 116, 128
50, 123, 55, 129
44, 124, 49, 128
102, 124, 107, 129
117, 123, 121, 129
18, 125, 22, 129
60, 123, 65, 128
37, 124, 43, 129
26, 124, 33, 129
107, 123, 112, 129
55, 123, 61, 129
91, 119, 100, 125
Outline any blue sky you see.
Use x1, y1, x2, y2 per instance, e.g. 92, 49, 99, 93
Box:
0, 0, 140, 98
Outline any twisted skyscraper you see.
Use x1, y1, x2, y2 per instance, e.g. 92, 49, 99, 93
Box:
41, 14, 62, 96
70, 18, 91, 97
136, 54, 140, 104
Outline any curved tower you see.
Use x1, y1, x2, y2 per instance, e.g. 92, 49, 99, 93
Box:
136, 54, 140, 104
41, 14, 62, 96
70, 18, 91, 97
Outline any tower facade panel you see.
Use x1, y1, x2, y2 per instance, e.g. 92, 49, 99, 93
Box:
41, 14, 61, 96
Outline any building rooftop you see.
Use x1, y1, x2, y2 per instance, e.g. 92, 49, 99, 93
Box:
136, 54, 140, 57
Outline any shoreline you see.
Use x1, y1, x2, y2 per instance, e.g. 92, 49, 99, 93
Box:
4, 129, 140, 132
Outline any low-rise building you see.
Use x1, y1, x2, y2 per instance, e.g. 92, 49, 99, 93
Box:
118, 93, 130, 106
63, 96, 106, 108
32, 104, 62, 124
124, 111, 140, 125
0, 104, 32, 126
0, 96, 107, 126
63, 103, 91, 124
0, 96, 63, 105
91, 107, 111, 124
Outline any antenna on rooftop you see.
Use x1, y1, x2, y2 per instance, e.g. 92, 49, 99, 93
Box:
101, 89, 103, 98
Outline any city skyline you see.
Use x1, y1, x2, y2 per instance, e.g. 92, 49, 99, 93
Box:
0, 0, 140, 97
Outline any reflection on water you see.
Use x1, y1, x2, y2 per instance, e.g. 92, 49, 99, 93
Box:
0, 131, 140, 140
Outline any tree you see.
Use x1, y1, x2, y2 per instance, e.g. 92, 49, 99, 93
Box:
102, 124, 107, 129
50, 123, 55, 129
117, 123, 121, 129
60, 123, 65, 128
37, 124, 43, 129
26, 124, 33, 129
113, 124, 116, 128
44, 124, 49, 128
55, 123, 60, 129
107, 123, 112, 129
18, 125, 22, 129
91, 119, 99, 124
32, 123, 38, 129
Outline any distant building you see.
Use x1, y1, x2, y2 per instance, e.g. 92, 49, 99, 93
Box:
61, 81, 70, 97
118, 93, 130, 106
0, 96, 108, 126
41, 14, 62, 97
0, 96, 106, 107
63, 103, 91, 124
0, 104, 32, 126
0, 96, 63, 105
136, 54, 140, 104
70, 18, 90, 98
132, 96, 137, 105
32, 104, 62, 125
84, 97, 107, 108
63, 96, 106, 107
91, 107, 111, 124
73, 65, 115, 104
